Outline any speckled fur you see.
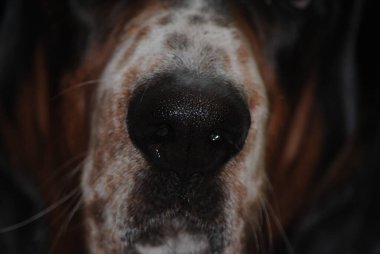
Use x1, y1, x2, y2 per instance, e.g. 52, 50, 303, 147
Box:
82, 0, 268, 253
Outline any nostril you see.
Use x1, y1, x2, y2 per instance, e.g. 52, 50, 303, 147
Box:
127, 72, 251, 176
149, 124, 174, 144
155, 124, 170, 138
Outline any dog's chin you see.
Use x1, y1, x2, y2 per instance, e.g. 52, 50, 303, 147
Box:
132, 234, 210, 254
126, 217, 212, 254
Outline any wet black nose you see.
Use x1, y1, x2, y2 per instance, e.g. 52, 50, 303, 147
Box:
127, 72, 251, 176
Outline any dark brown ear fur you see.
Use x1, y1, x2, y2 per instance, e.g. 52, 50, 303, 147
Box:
238, 0, 380, 252
285, 0, 380, 252
0, 1, 94, 253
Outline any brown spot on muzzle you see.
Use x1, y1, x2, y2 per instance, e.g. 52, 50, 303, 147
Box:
165, 32, 191, 50
188, 14, 207, 25
211, 15, 230, 27
158, 14, 173, 25
88, 198, 107, 226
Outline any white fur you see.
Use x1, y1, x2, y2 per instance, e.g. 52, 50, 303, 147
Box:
135, 233, 209, 254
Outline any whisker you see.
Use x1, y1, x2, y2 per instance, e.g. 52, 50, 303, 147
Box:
62, 159, 86, 183
262, 174, 295, 253
243, 202, 262, 252
265, 202, 295, 254
252, 223, 260, 252
258, 194, 273, 253
41, 153, 87, 187
50, 79, 100, 100
51, 191, 83, 253
0, 187, 80, 234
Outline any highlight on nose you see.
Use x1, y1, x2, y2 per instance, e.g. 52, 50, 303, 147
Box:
127, 71, 251, 177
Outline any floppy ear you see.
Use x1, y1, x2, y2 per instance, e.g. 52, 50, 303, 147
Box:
0, 155, 47, 254
0, 0, 41, 111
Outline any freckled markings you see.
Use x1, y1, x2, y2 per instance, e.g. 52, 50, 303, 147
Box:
188, 14, 207, 25
88, 198, 107, 226
165, 32, 191, 50
157, 14, 173, 26
83, 0, 269, 252
211, 15, 231, 27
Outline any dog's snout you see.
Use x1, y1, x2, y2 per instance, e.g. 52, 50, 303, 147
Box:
127, 72, 251, 176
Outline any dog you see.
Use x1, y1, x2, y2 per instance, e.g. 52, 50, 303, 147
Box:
0, 0, 378, 253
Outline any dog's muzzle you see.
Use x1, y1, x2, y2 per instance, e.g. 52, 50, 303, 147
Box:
127, 71, 251, 178
81, 2, 268, 253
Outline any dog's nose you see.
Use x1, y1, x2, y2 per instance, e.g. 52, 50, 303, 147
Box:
127, 73, 251, 176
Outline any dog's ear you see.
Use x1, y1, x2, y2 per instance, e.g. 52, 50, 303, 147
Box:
0, 151, 48, 254
0, 0, 41, 112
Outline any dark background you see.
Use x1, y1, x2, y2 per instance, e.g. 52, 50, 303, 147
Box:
1, 0, 379, 253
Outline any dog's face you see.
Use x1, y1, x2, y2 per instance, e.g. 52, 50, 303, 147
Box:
82, 1, 268, 253
2, 0, 364, 253
1, 0, 372, 253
